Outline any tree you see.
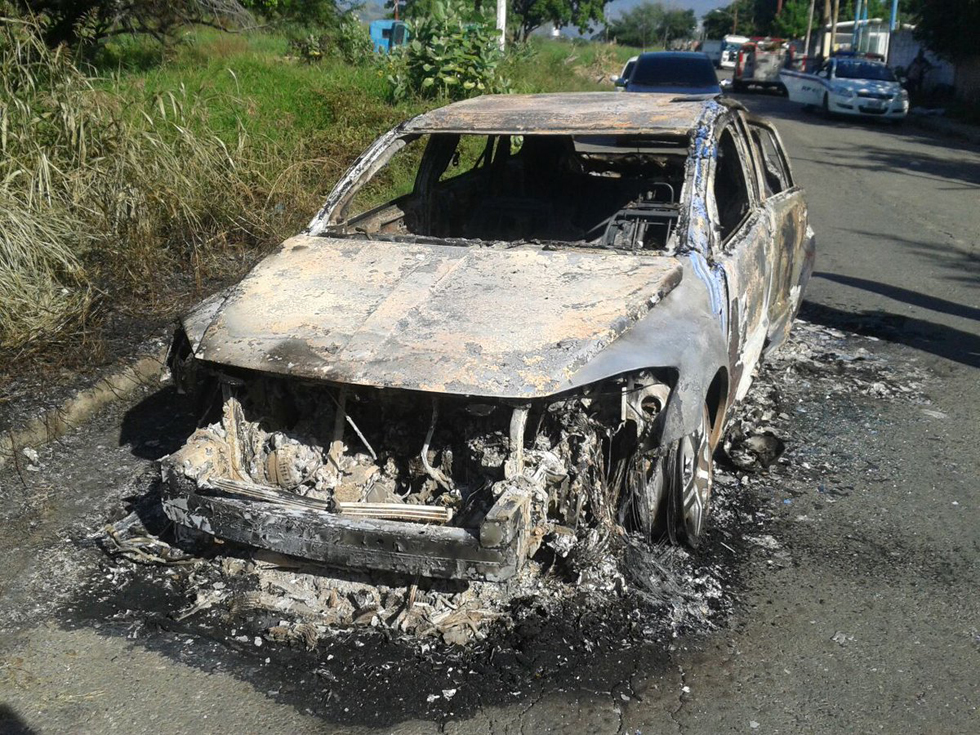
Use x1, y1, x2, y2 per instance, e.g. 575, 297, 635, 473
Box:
661, 7, 696, 43
770, 0, 812, 38
509, 0, 610, 41
606, 2, 694, 48
15, 0, 254, 48
909, 0, 979, 61
702, 2, 756, 38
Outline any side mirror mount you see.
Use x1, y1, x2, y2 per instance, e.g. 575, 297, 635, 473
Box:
614, 77, 627, 88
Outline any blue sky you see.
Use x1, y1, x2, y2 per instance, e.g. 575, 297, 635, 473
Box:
605, 0, 731, 21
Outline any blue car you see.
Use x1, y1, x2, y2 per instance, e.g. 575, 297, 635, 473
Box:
624, 51, 722, 97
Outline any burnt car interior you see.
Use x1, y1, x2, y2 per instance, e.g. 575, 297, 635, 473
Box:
325, 133, 691, 251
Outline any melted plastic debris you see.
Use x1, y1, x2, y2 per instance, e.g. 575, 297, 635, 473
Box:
90, 319, 931, 649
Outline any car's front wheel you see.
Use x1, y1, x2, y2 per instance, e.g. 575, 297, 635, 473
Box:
666, 404, 714, 548
622, 404, 714, 547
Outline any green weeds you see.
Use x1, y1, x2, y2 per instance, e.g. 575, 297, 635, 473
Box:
0, 12, 637, 369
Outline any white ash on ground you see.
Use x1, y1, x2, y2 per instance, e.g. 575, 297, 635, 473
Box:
92, 318, 932, 650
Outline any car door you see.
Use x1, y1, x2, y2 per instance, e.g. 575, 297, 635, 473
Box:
705, 116, 773, 405
745, 119, 815, 351
803, 60, 833, 106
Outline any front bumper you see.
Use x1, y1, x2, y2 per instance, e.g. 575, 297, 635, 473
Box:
830, 95, 908, 119
161, 470, 531, 582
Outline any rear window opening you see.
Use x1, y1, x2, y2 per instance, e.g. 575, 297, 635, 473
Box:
326, 132, 690, 252
630, 54, 719, 88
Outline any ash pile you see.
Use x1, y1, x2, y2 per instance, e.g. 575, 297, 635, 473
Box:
94, 318, 928, 651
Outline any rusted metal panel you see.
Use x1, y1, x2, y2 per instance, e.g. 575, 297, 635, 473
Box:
403, 92, 709, 136
161, 472, 530, 582
193, 236, 683, 399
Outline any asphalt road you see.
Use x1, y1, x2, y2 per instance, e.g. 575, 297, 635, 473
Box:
1, 93, 978, 734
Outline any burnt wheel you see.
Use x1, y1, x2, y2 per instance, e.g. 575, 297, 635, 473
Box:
666, 404, 714, 548
622, 449, 668, 540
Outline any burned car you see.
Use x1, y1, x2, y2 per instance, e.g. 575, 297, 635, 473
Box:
162, 93, 814, 583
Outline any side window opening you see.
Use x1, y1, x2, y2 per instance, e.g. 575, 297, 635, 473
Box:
750, 126, 792, 195
343, 137, 426, 223
713, 128, 751, 241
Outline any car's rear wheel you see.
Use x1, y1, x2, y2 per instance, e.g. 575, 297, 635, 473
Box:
666, 404, 714, 548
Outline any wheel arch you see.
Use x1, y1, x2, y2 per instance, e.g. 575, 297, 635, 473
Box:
705, 367, 729, 449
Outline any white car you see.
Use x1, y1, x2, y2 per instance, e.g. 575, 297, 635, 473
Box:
720, 35, 749, 69
781, 57, 908, 121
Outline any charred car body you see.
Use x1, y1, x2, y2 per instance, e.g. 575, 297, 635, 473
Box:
162, 93, 814, 582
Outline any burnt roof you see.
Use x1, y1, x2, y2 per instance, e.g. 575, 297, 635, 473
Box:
404, 92, 716, 136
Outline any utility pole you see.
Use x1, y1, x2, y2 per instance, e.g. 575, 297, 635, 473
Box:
830, 0, 840, 54
496, 0, 506, 51
732, 0, 739, 34
887, 0, 900, 63
804, 0, 816, 67
853, 0, 862, 52
821, 0, 832, 57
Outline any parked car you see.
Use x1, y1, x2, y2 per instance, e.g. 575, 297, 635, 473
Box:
732, 37, 791, 93
720, 34, 750, 68
781, 57, 909, 120
162, 93, 814, 582
700, 39, 723, 67
623, 51, 722, 96
612, 55, 638, 90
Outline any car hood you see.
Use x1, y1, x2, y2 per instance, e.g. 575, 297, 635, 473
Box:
832, 78, 901, 95
186, 236, 683, 399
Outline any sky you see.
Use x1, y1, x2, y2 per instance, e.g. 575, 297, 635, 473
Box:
604, 0, 732, 22
356, 1, 734, 24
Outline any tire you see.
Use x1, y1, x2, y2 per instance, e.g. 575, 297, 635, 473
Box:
621, 403, 714, 547
621, 450, 668, 540
666, 404, 714, 548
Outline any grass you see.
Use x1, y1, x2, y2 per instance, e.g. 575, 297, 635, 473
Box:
0, 17, 640, 378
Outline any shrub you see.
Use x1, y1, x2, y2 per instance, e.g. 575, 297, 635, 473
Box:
335, 12, 372, 64
383, 0, 507, 101
287, 13, 372, 65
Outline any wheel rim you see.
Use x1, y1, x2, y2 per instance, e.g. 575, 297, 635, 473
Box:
670, 407, 714, 547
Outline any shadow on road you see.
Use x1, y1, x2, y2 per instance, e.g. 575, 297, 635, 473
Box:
800, 301, 980, 369
814, 272, 980, 321
0, 705, 37, 735
119, 385, 198, 460
733, 91, 980, 158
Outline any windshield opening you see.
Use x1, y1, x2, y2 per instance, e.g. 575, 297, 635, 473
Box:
324, 132, 690, 251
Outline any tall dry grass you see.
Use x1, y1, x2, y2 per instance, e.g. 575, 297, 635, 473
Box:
0, 14, 287, 355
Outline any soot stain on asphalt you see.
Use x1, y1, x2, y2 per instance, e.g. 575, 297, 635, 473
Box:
58, 488, 761, 727
54, 319, 937, 727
